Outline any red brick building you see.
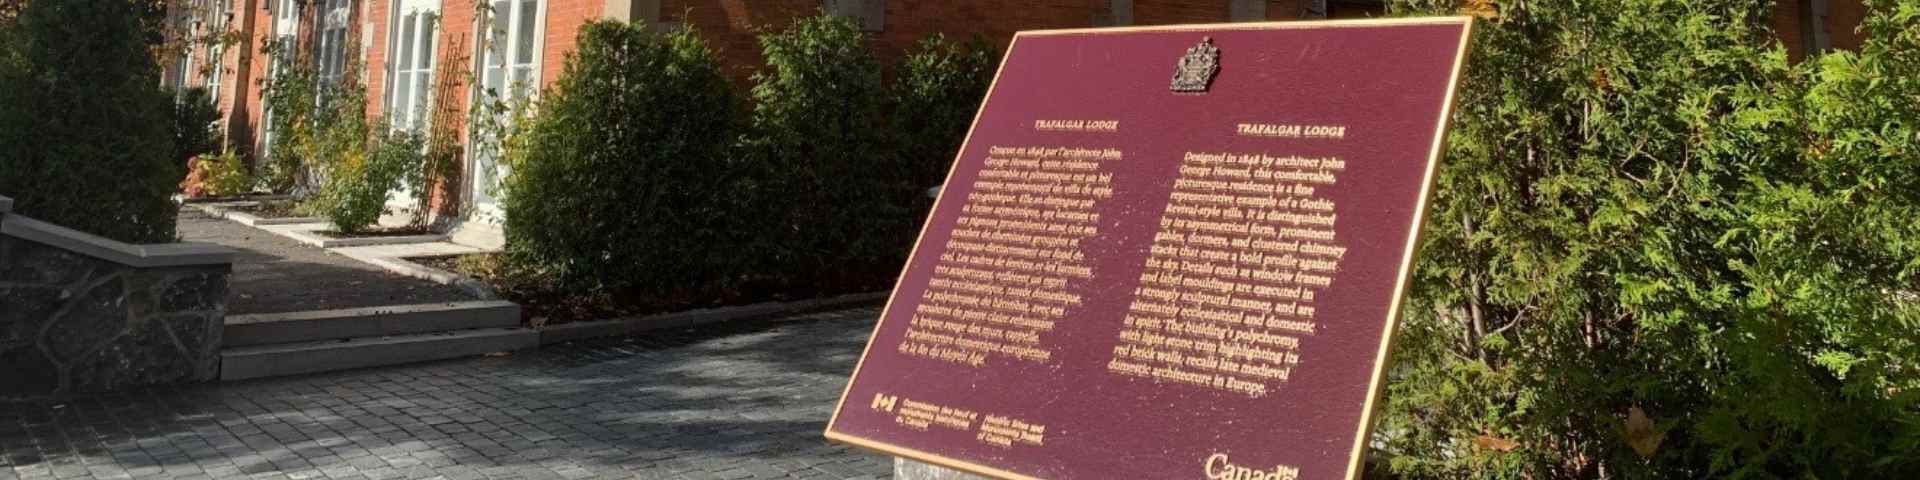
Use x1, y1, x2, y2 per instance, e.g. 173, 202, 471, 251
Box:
160, 0, 1869, 245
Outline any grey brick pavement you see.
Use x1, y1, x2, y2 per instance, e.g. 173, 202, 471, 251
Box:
177, 208, 474, 315
0, 308, 892, 480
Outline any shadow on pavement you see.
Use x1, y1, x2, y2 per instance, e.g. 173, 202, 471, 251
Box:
0, 308, 892, 479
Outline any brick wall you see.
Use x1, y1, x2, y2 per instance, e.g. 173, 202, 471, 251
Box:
1827, 0, 1867, 52
216, 0, 1877, 160
205, 0, 1869, 221
1135, 0, 1232, 24
652, 1, 1379, 87
540, 0, 601, 85
658, 1, 822, 87
1773, 0, 1868, 60
365, 0, 388, 122
859, 0, 1096, 85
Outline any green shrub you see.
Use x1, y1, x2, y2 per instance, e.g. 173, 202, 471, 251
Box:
173, 86, 223, 165
181, 149, 251, 198
891, 34, 998, 195
259, 40, 318, 193
0, 0, 181, 243
739, 13, 903, 289
501, 20, 739, 295
283, 62, 376, 226
204, 150, 252, 197
306, 82, 372, 184
313, 125, 419, 233
1373, 1, 1920, 478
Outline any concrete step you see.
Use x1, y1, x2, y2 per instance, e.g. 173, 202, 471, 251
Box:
220, 327, 538, 381
225, 301, 521, 347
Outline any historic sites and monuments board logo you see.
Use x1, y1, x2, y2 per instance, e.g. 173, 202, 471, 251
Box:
827, 17, 1475, 480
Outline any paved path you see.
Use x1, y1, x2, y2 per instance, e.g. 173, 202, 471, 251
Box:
0, 308, 892, 480
177, 208, 473, 315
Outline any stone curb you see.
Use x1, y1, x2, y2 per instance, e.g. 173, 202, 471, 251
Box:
224, 210, 326, 226
225, 300, 521, 347
181, 194, 292, 204
341, 251, 502, 300
189, 203, 448, 248
187, 202, 325, 226
278, 228, 450, 248
0, 211, 234, 268
538, 291, 890, 345
220, 327, 538, 381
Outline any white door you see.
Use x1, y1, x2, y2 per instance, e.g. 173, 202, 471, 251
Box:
468, 0, 544, 223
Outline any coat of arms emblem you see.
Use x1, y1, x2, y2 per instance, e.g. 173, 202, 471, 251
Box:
1170, 37, 1220, 93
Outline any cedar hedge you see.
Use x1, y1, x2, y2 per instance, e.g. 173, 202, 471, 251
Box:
0, 0, 182, 243
500, 20, 741, 297
497, 13, 994, 309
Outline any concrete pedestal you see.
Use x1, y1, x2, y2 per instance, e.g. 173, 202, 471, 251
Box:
895, 458, 992, 480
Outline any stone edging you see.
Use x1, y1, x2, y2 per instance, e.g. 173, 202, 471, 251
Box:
187, 202, 326, 226
279, 229, 450, 248
538, 292, 890, 345
0, 195, 12, 213
181, 194, 293, 204
0, 199, 233, 268
339, 251, 501, 300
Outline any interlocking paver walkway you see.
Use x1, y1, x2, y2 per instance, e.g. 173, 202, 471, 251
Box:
0, 308, 893, 480
177, 208, 474, 315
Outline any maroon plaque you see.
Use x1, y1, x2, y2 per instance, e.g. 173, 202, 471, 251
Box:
827, 18, 1473, 480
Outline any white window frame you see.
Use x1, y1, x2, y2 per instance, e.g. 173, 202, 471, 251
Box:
204, 0, 231, 106
477, 0, 545, 104
384, 0, 441, 131
261, 0, 302, 157
169, 8, 196, 93
465, 0, 545, 222
315, 0, 353, 86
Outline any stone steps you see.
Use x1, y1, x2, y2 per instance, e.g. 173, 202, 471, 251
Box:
225, 300, 520, 346
220, 327, 538, 381
221, 301, 534, 381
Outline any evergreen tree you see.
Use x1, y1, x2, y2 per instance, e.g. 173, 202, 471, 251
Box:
0, 0, 180, 243
740, 13, 899, 289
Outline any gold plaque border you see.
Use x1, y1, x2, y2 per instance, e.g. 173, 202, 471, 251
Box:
823, 16, 1478, 480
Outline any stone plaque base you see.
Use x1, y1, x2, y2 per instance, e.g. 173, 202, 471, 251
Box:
895, 458, 991, 480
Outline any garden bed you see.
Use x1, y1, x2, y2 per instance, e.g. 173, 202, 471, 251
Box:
188, 199, 326, 226
180, 193, 292, 204
224, 200, 308, 219
409, 253, 896, 327
275, 224, 447, 248
312, 225, 438, 239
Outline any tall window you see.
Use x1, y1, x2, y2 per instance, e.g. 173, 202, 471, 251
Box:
170, 10, 195, 92
479, 0, 540, 103
271, 0, 298, 51
385, 0, 440, 130
262, 0, 301, 155
315, 0, 352, 85
471, 0, 543, 216
204, 0, 230, 105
